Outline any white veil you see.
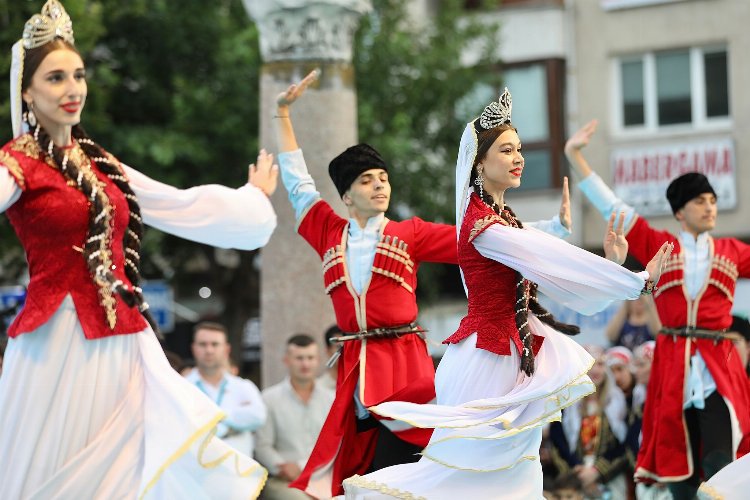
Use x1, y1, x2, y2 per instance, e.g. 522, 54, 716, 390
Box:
10, 41, 27, 138
454, 122, 479, 295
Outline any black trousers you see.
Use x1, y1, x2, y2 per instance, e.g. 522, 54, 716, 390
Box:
668, 392, 733, 500
357, 415, 422, 472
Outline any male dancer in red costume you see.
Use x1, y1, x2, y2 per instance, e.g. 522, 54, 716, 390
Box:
272, 72, 574, 498
566, 120, 750, 499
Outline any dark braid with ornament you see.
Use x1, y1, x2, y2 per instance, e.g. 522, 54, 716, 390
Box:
471, 125, 579, 376
30, 123, 159, 334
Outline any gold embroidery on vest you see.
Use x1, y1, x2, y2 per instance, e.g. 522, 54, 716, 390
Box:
468, 214, 507, 242
0, 150, 25, 189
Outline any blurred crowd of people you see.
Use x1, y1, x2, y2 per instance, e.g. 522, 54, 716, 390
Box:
539, 306, 750, 500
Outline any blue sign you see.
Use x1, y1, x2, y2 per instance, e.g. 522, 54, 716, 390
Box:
141, 281, 175, 333
0, 285, 26, 331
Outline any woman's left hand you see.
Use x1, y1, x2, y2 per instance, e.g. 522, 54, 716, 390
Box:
249, 149, 279, 197
603, 211, 628, 264
559, 176, 572, 231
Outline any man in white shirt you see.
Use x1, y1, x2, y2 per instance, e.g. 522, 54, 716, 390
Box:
185, 321, 266, 456
255, 334, 334, 500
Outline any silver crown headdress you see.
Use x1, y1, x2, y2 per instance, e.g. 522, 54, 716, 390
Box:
23, 0, 75, 49
478, 87, 512, 130
11, 1, 76, 138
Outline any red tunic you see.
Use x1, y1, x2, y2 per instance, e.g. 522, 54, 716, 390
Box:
626, 216, 750, 482
290, 199, 457, 498
443, 193, 544, 356
1, 135, 146, 339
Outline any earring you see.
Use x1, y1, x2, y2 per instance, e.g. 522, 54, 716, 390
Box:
25, 103, 37, 128
474, 168, 484, 199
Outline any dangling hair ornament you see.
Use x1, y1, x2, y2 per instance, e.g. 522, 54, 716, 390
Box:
478, 87, 512, 131
474, 167, 484, 199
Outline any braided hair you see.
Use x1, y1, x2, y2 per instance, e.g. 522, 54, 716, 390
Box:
471, 126, 579, 376
22, 40, 158, 333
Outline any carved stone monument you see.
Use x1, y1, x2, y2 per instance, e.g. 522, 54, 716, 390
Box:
244, 0, 371, 387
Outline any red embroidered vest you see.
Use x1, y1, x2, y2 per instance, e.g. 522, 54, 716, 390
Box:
1, 135, 146, 339
443, 193, 544, 356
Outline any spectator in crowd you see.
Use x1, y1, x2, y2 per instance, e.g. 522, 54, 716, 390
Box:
605, 296, 661, 351
318, 324, 343, 391
606, 346, 636, 404
255, 334, 334, 499
185, 321, 266, 456
550, 345, 629, 500
553, 473, 585, 500
729, 315, 750, 375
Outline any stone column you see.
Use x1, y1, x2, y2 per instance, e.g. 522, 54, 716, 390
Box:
244, 0, 371, 387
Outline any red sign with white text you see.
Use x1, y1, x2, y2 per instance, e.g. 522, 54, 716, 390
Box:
611, 138, 737, 216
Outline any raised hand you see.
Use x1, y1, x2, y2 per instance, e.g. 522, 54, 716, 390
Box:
564, 119, 598, 155
559, 176, 572, 231
248, 149, 279, 197
604, 211, 628, 265
276, 68, 320, 108
645, 241, 674, 285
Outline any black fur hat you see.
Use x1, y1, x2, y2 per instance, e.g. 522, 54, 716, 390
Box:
665, 173, 716, 214
328, 143, 388, 197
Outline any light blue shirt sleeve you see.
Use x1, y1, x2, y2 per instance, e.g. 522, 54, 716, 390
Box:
525, 216, 571, 239
277, 149, 322, 220
578, 172, 637, 227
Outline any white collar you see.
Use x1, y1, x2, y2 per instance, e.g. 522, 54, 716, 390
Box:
679, 230, 710, 250
349, 212, 385, 236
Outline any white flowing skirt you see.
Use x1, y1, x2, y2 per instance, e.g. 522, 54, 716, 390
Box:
0, 296, 266, 499
698, 454, 748, 500
342, 315, 594, 500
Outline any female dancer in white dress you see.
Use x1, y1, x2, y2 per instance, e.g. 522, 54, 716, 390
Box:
342, 89, 673, 499
0, 2, 276, 498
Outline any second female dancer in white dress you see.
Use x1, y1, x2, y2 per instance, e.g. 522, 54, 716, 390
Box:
342, 89, 673, 499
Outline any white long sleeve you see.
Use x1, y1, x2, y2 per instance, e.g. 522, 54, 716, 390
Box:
123, 165, 276, 250
0, 166, 22, 213
472, 225, 648, 315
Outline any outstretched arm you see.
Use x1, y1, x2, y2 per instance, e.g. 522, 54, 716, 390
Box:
272, 70, 329, 220
564, 120, 637, 226
273, 69, 320, 153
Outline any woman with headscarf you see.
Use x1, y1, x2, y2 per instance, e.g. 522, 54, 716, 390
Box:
0, 2, 277, 498
341, 89, 673, 498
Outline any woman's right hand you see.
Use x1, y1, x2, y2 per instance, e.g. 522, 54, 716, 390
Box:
645, 241, 674, 285
275, 69, 320, 109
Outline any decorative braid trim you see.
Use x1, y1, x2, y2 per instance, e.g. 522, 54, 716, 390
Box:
0, 150, 25, 189
708, 278, 734, 302
468, 214, 507, 242
342, 475, 427, 500
372, 267, 414, 293
654, 279, 683, 298
324, 276, 347, 295
713, 255, 739, 281
67, 143, 118, 329
10, 134, 43, 159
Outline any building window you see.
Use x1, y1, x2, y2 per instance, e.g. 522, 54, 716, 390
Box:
615, 46, 729, 132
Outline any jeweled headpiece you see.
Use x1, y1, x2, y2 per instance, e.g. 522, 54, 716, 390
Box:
23, 0, 75, 49
11, 1, 76, 138
477, 87, 512, 131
